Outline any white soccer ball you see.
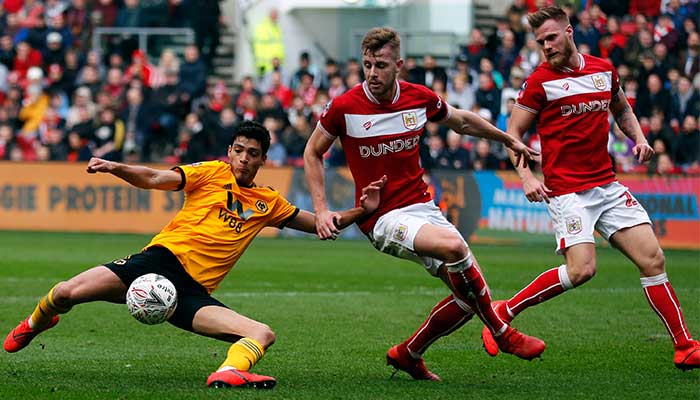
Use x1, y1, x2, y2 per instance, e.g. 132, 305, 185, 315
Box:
126, 273, 178, 325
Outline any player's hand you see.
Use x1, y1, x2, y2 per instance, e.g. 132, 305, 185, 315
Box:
86, 157, 114, 174
508, 139, 540, 168
523, 176, 551, 203
632, 142, 654, 163
359, 175, 387, 214
315, 209, 342, 240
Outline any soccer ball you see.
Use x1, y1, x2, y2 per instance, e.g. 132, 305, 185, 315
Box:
126, 273, 178, 325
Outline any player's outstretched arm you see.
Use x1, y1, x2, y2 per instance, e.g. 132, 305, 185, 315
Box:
506, 107, 552, 203
285, 176, 387, 236
303, 126, 341, 239
86, 157, 182, 190
609, 89, 654, 163
443, 106, 539, 168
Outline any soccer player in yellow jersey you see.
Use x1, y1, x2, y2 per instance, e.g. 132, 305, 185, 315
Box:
3, 120, 387, 389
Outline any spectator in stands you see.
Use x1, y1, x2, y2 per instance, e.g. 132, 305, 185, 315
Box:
189, 0, 223, 71
0, 35, 15, 70
295, 71, 317, 107
573, 10, 601, 56
654, 153, 681, 175
327, 74, 346, 100
210, 107, 237, 159
646, 111, 673, 149
319, 58, 340, 90
609, 124, 637, 173
282, 112, 310, 164
152, 68, 188, 153
42, 32, 64, 68
475, 72, 501, 121
174, 112, 208, 163
115, 0, 142, 59
123, 49, 156, 88
422, 131, 446, 171
518, 34, 542, 75
286, 95, 311, 129
500, 66, 524, 115
447, 73, 475, 111
680, 31, 700, 78
493, 30, 519, 81
479, 57, 504, 90
93, 0, 119, 28
121, 86, 151, 161
257, 93, 286, 126
472, 138, 500, 170
625, 27, 653, 69
636, 74, 673, 119
653, 13, 680, 54
487, 17, 512, 58
91, 106, 125, 161
0, 123, 16, 159
266, 70, 293, 110
252, 7, 285, 78
179, 44, 207, 101
440, 130, 471, 170
65, 0, 90, 49
290, 51, 320, 90
262, 117, 287, 167
13, 41, 43, 83
46, 13, 74, 52
672, 75, 700, 123
258, 57, 287, 93
101, 67, 125, 103
461, 28, 489, 69
674, 115, 700, 169
410, 54, 448, 89
17, 0, 44, 30
44, 0, 69, 22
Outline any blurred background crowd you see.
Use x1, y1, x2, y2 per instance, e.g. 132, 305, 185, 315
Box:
0, 0, 698, 176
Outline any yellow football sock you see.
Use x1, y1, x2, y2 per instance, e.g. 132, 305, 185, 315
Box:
29, 286, 71, 329
217, 338, 266, 371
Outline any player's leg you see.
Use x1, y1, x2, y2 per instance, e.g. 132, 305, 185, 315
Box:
387, 291, 473, 380
413, 223, 545, 360
482, 190, 600, 356
166, 285, 276, 389
4, 266, 126, 353
609, 223, 699, 370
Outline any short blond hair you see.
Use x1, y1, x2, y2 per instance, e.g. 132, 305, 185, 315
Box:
527, 6, 569, 30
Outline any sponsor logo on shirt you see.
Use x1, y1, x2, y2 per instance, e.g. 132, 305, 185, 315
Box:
358, 135, 420, 158
560, 99, 610, 116
363, 120, 372, 130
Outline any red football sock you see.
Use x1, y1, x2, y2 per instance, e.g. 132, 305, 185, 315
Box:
447, 257, 506, 336
403, 294, 474, 356
505, 265, 572, 319
642, 273, 693, 349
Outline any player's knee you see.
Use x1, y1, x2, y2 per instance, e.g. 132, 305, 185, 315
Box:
255, 323, 276, 348
51, 281, 75, 307
440, 236, 468, 263
568, 260, 596, 286
645, 247, 666, 275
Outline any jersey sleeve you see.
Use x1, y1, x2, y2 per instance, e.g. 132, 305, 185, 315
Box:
265, 192, 301, 229
177, 161, 222, 192
318, 98, 344, 138
422, 87, 449, 122
611, 63, 620, 95
515, 77, 545, 115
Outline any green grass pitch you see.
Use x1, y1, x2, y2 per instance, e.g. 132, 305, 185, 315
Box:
0, 231, 698, 399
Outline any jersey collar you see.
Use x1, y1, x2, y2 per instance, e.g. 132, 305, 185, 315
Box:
362, 80, 400, 104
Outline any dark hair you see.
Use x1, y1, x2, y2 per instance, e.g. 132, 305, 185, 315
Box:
527, 6, 569, 30
361, 27, 401, 59
231, 120, 271, 155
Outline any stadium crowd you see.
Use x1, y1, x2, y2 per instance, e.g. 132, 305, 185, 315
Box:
0, 0, 698, 176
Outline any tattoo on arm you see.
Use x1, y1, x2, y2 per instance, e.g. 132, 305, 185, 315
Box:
611, 90, 643, 142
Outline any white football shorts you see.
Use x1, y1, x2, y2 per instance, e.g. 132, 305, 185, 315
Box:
369, 200, 468, 276
547, 181, 651, 254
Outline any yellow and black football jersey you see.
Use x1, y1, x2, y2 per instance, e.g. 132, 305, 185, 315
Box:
145, 161, 299, 293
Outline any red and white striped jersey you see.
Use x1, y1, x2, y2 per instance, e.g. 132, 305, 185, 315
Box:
516, 53, 619, 196
318, 80, 449, 233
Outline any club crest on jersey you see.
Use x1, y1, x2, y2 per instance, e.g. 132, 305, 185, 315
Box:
402, 111, 418, 130
591, 74, 607, 90
255, 200, 268, 213
565, 216, 583, 235
393, 224, 408, 242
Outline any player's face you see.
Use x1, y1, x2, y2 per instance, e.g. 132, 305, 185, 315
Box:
362, 44, 404, 101
228, 136, 266, 186
534, 19, 576, 69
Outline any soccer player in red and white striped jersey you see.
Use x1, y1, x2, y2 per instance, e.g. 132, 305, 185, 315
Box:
479, 6, 699, 371
304, 27, 546, 380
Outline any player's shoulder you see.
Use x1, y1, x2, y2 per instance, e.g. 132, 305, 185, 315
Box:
399, 80, 435, 97
179, 160, 226, 170
581, 53, 615, 71
331, 84, 366, 107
